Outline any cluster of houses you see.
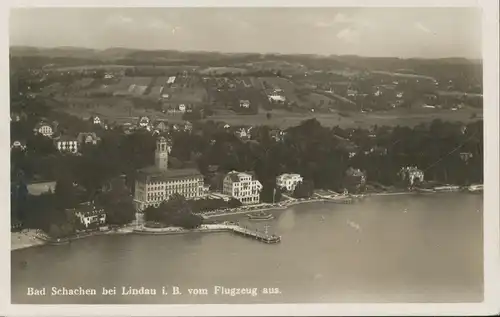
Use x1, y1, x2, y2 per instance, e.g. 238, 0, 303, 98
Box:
133, 137, 305, 211
399, 166, 425, 186
28, 117, 102, 154
123, 115, 193, 135
268, 88, 286, 103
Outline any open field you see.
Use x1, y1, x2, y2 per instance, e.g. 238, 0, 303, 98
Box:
58, 98, 186, 125
254, 77, 302, 104
437, 90, 483, 98
49, 65, 134, 71
164, 86, 208, 104
204, 107, 482, 129
199, 67, 248, 75
297, 92, 338, 111
371, 70, 436, 81
148, 86, 163, 98
49, 64, 200, 72
67, 78, 94, 90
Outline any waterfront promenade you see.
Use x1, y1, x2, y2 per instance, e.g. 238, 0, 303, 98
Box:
133, 223, 281, 243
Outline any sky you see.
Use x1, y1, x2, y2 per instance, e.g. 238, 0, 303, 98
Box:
9, 7, 482, 59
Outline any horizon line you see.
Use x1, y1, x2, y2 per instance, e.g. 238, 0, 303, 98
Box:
9, 45, 482, 62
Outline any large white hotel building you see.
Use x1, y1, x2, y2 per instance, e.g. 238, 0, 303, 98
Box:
133, 136, 204, 211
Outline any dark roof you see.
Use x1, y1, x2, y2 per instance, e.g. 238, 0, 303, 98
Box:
225, 171, 256, 183
56, 134, 78, 141
73, 202, 104, 215
77, 132, 100, 143
136, 166, 202, 183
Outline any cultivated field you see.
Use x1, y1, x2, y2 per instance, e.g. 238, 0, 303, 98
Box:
297, 92, 338, 110
49, 65, 134, 71
371, 70, 436, 81
204, 107, 482, 129
253, 77, 302, 104
437, 90, 483, 98
164, 87, 208, 104
57, 96, 186, 125
199, 67, 248, 75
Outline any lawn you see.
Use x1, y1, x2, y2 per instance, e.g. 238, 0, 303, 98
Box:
256, 77, 302, 104
199, 67, 248, 75
203, 107, 482, 129
164, 87, 208, 104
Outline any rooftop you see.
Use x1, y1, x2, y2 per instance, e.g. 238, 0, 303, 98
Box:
278, 173, 302, 179
73, 201, 104, 216
137, 166, 202, 182
226, 171, 256, 182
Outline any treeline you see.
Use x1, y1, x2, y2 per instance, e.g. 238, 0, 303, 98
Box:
143, 194, 203, 229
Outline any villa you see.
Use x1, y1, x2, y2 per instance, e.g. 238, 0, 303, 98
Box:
276, 173, 303, 192
223, 171, 263, 205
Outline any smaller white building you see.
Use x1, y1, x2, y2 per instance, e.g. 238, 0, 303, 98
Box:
11, 140, 27, 151
276, 173, 303, 192
178, 104, 186, 112
268, 93, 286, 103
55, 136, 78, 154
399, 166, 425, 186
33, 122, 54, 138
239, 100, 250, 108
138, 116, 150, 128
223, 171, 263, 205
77, 132, 100, 145
92, 116, 101, 125
167, 76, 176, 85
72, 202, 107, 228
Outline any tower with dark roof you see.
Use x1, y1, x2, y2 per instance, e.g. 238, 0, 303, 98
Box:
155, 136, 169, 171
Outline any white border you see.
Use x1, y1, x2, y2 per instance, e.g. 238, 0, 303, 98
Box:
1, 0, 499, 316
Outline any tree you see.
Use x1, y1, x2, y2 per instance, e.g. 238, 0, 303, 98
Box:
293, 180, 314, 199
228, 198, 243, 208
49, 224, 62, 238
143, 194, 201, 229
54, 173, 77, 210
266, 112, 272, 120
104, 200, 136, 225
261, 180, 282, 203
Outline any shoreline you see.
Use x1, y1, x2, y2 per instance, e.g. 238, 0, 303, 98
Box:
201, 190, 417, 219
11, 189, 478, 251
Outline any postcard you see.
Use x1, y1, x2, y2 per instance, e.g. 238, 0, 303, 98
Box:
2, 0, 499, 316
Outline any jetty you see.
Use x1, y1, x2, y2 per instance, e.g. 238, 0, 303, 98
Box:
133, 223, 281, 244
231, 225, 281, 244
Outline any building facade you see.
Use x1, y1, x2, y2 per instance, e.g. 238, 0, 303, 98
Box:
399, 166, 425, 186
276, 173, 303, 192
222, 171, 262, 205
55, 135, 79, 154
133, 136, 204, 211
33, 122, 54, 137
72, 202, 106, 228
344, 167, 367, 193
77, 132, 100, 145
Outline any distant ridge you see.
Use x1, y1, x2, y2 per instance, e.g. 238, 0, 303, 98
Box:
9, 45, 481, 63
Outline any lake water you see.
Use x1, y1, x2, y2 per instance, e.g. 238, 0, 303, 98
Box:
11, 193, 483, 304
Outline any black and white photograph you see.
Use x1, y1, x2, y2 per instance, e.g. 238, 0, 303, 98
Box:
4, 1, 500, 315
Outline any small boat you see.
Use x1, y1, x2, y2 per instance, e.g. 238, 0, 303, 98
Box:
415, 187, 435, 193
247, 211, 274, 221
434, 185, 461, 192
467, 184, 483, 193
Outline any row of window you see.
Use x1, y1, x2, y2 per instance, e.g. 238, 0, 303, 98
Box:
147, 178, 202, 186
240, 197, 259, 203
147, 190, 201, 201
147, 184, 200, 192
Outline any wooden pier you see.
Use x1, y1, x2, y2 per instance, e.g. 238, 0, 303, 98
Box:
231, 225, 281, 244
